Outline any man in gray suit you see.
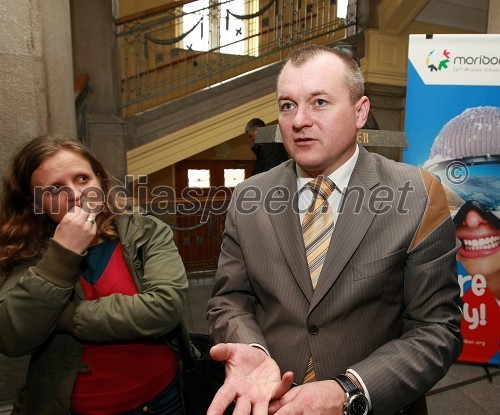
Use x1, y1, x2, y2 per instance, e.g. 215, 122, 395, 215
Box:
207, 44, 462, 415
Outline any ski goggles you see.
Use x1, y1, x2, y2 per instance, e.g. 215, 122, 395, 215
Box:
425, 156, 500, 228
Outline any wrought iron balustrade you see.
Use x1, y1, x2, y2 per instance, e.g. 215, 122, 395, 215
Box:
144, 195, 230, 275
116, 0, 358, 117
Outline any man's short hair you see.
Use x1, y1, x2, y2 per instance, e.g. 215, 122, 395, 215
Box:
245, 118, 266, 133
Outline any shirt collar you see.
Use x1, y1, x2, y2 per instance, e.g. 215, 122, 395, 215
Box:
296, 145, 359, 194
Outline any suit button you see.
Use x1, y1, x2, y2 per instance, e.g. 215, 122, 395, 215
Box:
308, 325, 319, 335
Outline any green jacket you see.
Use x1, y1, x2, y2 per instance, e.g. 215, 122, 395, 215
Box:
0, 213, 188, 414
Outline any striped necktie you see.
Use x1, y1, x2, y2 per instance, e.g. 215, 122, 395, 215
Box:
302, 177, 335, 383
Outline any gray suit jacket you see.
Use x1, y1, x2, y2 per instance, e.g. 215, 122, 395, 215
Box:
207, 146, 462, 414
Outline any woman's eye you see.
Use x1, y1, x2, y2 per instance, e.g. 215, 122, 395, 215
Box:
78, 175, 89, 184
48, 186, 61, 195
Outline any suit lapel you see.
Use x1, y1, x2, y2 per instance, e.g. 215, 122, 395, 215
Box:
312, 147, 380, 308
269, 163, 314, 300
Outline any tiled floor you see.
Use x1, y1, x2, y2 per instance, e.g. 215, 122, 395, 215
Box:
427, 363, 499, 414
182, 274, 215, 335
1, 276, 499, 414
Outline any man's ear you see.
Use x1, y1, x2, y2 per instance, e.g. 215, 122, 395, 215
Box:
355, 96, 370, 129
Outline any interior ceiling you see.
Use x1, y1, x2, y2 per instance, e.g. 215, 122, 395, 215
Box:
416, 0, 489, 33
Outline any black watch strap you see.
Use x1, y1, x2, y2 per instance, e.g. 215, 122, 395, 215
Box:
333, 374, 369, 415
332, 374, 361, 395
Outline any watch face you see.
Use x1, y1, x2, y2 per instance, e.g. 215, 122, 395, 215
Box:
348, 394, 368, 415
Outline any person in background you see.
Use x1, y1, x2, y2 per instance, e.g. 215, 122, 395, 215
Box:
245, 118, 288, 175
207, 44, 462, 415
0, 135, 188, 415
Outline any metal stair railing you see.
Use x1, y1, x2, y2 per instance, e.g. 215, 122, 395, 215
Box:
115, 0, 358, 118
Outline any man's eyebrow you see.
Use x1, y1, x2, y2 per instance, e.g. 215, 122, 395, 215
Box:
310, 89, 328, 97
278, 90, 328, 101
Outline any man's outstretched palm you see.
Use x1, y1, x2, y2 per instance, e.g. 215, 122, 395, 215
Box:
207, 343, 294, 415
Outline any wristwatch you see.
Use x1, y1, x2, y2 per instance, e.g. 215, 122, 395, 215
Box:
332, 374, 369, 415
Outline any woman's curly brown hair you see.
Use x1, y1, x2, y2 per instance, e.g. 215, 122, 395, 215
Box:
0, 134, 133, 276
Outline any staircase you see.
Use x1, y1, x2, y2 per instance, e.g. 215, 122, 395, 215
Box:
124, 59, 283, 175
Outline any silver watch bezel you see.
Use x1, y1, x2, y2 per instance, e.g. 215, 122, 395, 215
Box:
345, 391, 369, 415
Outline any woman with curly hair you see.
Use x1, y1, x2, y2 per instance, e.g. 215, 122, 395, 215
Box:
0, 134, 187, 415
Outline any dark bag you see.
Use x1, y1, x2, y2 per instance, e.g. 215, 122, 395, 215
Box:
170, 326, 230, 415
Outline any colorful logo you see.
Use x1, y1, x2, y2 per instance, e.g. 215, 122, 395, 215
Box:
426, 49, 451, 72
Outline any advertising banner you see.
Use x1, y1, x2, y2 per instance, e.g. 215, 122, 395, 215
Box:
404, 34, 500, 365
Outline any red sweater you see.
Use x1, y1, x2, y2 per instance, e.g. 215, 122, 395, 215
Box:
71, 240, 178, 414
